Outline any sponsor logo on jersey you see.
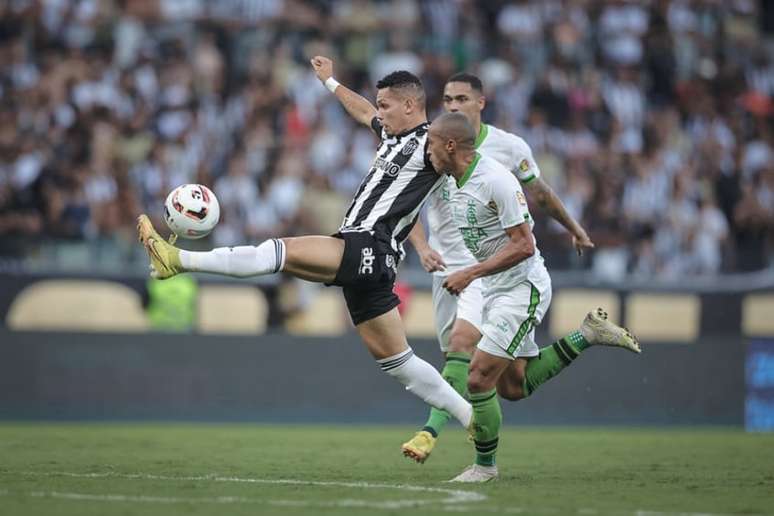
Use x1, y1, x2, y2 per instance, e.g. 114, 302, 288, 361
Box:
458, 200, 487, 253
359, 247, 375, 275
460, 227, 487, 253
373, 156, 401, 177
516, 191, 527, 206
466, 200, 478, 226
518, 159, 530, 173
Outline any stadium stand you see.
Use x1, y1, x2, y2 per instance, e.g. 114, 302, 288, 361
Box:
0, 0, 771, 283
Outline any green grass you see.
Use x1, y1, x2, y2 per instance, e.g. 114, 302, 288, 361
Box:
1, 424, 773, 516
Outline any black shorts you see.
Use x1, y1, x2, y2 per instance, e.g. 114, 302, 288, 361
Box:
330, 231, 401, 325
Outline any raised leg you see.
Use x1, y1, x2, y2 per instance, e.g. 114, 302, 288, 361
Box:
138, 214, 346, 284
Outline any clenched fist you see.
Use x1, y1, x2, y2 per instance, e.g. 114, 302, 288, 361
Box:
310, 55, 334, 83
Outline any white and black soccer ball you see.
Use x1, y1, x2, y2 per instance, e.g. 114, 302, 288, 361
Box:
163, 184, 220, 239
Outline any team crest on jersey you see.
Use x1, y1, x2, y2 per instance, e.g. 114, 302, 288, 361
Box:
518, 159, 530, 173
516, 191, 527, 206
401, 139, 419, 156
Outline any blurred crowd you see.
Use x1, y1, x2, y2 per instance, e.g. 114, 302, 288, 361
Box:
0, 0, 773, 279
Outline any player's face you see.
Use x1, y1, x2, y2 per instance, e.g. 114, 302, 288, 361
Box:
376, 88, 410, 136
426, 130, 450, 174
443, 82, 484, 128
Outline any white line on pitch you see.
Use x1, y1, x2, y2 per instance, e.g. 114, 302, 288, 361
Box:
11, 472, 754, 515
20, 490, 463, 509
17, 470, 487, 509
29, 491, 251, 504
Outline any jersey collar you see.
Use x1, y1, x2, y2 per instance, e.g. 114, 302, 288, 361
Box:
473, 123, 488, 149
393, 121, 429, 139
457, 152, 481, 188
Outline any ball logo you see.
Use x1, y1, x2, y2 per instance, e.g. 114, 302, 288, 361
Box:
359, 247, 375, 275
199, 186, 211, 202
172, 193, 184, 213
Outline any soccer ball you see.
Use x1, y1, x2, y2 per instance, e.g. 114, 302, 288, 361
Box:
163, 184, 220, 239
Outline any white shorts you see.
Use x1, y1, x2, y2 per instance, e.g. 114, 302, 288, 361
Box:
477, 266, 552, 361
432, 274, 484, 352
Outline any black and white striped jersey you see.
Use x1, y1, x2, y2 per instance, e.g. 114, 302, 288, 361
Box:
339, 117, 441, 256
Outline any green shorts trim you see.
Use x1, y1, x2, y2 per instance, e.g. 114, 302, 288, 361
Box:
505, 281, 540, 356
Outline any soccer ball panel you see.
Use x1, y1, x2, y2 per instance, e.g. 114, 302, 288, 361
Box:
164, 184, 220, 239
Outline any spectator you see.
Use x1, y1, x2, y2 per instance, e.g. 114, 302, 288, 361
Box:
0, 0, 771, 280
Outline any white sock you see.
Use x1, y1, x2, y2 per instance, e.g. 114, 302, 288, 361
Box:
378, 348, 472, 428
179, 239, 286, 277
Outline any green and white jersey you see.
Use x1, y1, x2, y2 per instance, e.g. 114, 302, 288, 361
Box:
425, 123, 540, 275
451, 152, 544, 293
475, 123, 541, 184
426, 175, 472, 274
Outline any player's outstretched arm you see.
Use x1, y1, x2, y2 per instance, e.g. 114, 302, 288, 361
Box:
523, 177, 594, 256
311, 55, 377, 127
407, 223, 446, 272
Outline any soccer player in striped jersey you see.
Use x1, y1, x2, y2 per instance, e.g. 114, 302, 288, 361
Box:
136, 56, 474, 435
425, 113, 639, 482
401, 73, 630, 464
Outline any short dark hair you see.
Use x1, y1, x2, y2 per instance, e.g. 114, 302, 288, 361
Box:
376, 70, 426, 109
376, 70, 423, 90
446, 72, 483, 93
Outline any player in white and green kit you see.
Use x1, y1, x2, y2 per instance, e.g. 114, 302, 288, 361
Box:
403, 73, 598, 464
425, 113, 640, 482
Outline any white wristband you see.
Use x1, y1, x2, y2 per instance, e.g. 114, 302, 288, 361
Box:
324, 77, 340, 93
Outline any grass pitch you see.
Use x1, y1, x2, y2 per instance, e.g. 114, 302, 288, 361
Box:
0, 424, 772, 516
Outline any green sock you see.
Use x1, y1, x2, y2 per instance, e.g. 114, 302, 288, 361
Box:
422, 351, 470, 437
470, 389, 501, 467
522, 331, 589, 397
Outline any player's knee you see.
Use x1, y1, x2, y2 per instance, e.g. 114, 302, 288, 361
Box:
467, 367, 494, 394
467, 375, 486, 394
447, 331, 477, 354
